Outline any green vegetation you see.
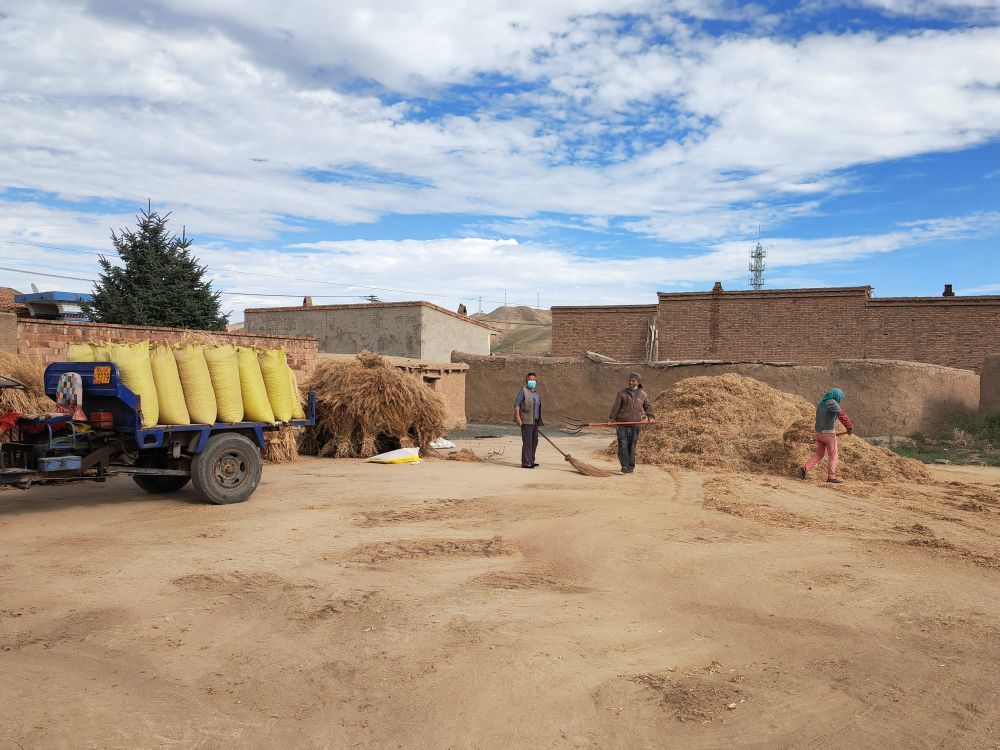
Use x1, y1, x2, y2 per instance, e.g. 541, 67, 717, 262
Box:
888, 414, 1000, 467
82, 207, 227, 330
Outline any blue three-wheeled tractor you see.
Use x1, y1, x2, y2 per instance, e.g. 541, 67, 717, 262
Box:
0, 361, 315, 504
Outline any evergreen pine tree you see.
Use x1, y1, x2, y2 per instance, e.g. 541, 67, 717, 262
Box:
82, 207, 228, 330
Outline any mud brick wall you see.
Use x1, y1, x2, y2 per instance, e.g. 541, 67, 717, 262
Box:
551, 305, 656, 360
657, 287, 870, 364
455, 352, 980, 437
16, 320, 319, 377
866, 298, 1000, 373
552, 286, 1000, 373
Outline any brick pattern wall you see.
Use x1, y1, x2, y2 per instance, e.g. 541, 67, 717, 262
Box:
866, 298, 1000, 373
16, 320, 319, 376
552, 288, 1000, 372
551, 305, 656, 360
659, 288, 870, 364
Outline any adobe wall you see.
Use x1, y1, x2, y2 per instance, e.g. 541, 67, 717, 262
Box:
551, 287, 1000, 373
16, 320, 319, 377
455, 353, 979, 438
981, 356, 1000, 416
420, 306, 492, 361
246, 306, 423, 359
551, 305, 656, 360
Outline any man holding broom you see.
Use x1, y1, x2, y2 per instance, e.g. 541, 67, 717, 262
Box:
610, 372, 655, 474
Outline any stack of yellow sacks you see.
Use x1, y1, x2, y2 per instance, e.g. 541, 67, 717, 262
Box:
67, 341, 305, 428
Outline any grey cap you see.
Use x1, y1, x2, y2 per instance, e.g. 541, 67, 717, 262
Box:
628, 372, 641, 380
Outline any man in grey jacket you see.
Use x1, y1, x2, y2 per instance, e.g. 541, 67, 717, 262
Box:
609, 372, 655, 474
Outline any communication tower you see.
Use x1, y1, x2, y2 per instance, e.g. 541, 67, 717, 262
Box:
749, 239, 767, 290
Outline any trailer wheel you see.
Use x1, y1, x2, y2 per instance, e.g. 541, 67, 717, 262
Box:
191, 433, 262, 505
132, 475, 191, 493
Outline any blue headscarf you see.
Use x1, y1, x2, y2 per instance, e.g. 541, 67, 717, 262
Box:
820, 388, 844, 404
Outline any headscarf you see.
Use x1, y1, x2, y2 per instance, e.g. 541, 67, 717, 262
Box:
820, 388, 844, 404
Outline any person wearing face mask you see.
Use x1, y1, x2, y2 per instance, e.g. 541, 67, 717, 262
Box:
609, 372, 655, 474
514, 371, 542, 468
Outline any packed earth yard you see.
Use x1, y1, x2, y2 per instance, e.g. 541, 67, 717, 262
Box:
0, 429, 997, 749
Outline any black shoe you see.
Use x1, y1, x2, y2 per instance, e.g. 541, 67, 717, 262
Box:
531, 463, 539, 467
826, 477, 843, 484
798, 467, 807, 480
522, 465, 532, 469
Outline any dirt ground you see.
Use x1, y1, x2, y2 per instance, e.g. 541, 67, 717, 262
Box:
2, 430, 999, 749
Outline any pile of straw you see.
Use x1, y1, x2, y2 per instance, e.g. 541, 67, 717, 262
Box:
263, 425, 300, 463
446, 448, 483, 462
611, 374, 930, 482
299, 351, 447, 458
0, 351, 55, 415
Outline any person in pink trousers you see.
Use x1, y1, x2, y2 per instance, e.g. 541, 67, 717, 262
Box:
799, 388, 853, 483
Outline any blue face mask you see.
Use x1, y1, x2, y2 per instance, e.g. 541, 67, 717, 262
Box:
527, 380, 537, 389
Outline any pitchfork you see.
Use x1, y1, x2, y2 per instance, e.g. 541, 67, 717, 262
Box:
560, 418, 658, 434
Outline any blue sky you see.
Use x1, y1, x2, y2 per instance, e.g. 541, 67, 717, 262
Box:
0, 0, 998, 319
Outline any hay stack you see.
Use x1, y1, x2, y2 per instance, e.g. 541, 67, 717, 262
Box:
612, 374, 930, 482
300, 351, 447, 458
0, 351, 55, 415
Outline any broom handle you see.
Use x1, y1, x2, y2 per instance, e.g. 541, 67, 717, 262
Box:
537, 429, 568, 458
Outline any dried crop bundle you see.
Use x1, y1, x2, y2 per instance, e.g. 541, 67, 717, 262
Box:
263, 425, 300, 463
0, 351, 55, 415
300, 351, 447, 458
610, 374, 930, 482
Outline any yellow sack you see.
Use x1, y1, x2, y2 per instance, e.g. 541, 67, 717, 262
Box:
173, 344, 217, 425
108, 341, 159, 428
150, 343, 191, 425
288, 368, 306, 420
91, 343, 112, 361
203, 345, 244, 423
236, 346, 275, 423
67, 343, 95, 361
257, 348, 294, 422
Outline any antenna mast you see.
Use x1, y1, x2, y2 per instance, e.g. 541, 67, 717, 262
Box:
749, 228, 767, 290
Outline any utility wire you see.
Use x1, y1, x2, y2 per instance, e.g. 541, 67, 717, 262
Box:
0, 237, 518, 307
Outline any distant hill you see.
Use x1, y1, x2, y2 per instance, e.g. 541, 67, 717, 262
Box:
474, 306, 552, 356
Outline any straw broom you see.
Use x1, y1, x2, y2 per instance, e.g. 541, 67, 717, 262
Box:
538, 430, 609, 477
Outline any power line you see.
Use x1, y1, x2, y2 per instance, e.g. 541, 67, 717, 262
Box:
0, 237, 517, 307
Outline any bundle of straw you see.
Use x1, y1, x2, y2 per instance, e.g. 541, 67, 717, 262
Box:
263, 425, 300, 463
0, 351, 55, 415
300, 351, 447, 459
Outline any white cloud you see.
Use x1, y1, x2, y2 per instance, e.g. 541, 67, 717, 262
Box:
0, 0, 999, 308
7, 202, 991, 319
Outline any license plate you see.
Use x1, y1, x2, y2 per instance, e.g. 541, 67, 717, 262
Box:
93, 366, 111, 384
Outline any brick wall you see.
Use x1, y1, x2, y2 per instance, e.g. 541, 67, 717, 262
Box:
551, 305, 656, 360
552, 286, 1000, 373
658, 287, 871, 364
16, 320, 319, 376
866, 298, 1000, 373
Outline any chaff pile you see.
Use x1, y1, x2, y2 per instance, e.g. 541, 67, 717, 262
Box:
610, 374, 929, 482
299, 351, 447, 458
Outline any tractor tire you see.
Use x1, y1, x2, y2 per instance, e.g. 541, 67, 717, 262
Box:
132, 475, 191, 494
191, 433, 262, 505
